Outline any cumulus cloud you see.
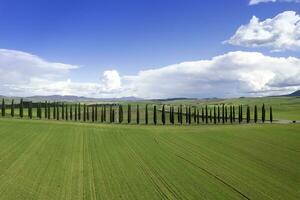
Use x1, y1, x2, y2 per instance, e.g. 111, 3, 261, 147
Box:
1, 49, 300, 98
249, 0, 300, 5
129, 51, 300, 98
226, 11, 300, 51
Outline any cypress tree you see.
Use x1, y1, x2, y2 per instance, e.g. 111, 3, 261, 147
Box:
112, 108, 115, 123
44, 101, 48, 119
153, 105, 157, 125
145, 104, 148, 125
119, 105, 123, 123
270, 106, 273, 123
189, 107, 191, 124
57, 103, 60, 120
75, 104, 78, 121
11, 99, 14, 117
38, 102, 41, 119
20, 98, 24, 118
225, 106, 228, 123
180, 105, 183, 124
162, 105, 166, 125
202, 107, 204, 123
127, 104, 131, 124
172, 106, 175, 124
86, 106, 89, 121
103, 105, 106, 122
213, 106, 216, 124
240, 105, 243, 122
83, 104, 86, 122
53, 102, 56, 120
66, 104, 68, 121
247, 105, 250, 123
238, 106, 241, 123
197, 109, 200, 124
169, 106, 172, 124
47, 102, 50, 120
233, 106, 235, 122
177, 106, 180, 124
185, 106, 188, 124
193, 107, 196, 123
95, 104, 98, 122
62, 103, 65, 120
209, 109, 212, 123
78, 103, 81, 121
222, 104, 225, 123
254, 105, 257, 123
92, 105, 95, 122
1, 98, 5, 117
29, 101, 32, 119
136, 105, 139, 124
262, 104, 265, 123
205, 105, 208, 124
217, 105, 220, 123
230, 106, 232, 123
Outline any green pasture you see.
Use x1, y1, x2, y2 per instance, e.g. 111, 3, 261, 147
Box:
0, 119, 299, 199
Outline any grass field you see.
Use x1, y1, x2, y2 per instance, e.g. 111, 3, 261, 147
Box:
0, 118, 299, 199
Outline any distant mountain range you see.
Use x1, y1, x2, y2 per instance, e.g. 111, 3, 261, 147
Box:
286, 90, 300, 97
1, 90, 299, 101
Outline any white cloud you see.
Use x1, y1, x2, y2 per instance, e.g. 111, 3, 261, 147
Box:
1, 49, 300, 98
129, 51, 300, 98
249, 0, 300, 5
226, 11, 300, 51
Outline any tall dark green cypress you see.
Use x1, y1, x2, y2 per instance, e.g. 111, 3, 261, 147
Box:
95, 105, 98, 122
78, 103, 81, 121
185, 106, 188, 124
11, 99, 14, 117
83, 104, 86, 122
240, 105, 243, 122
254, 105, 258, 123
45, 101, 48, 119
162, 105, 166, 125
20, 98, 24, 118
169, 106, 172, 124
53, 102, 56, 120
75, 104, 78, 121
225, 106, 228, 123
233, 106, 235, 122
153, 105, 157, 125
57, 103, 60, 120
86, 106, 89, 121
38, 102, 41, 119
222, 104, 225, 123
145, 104, 148, 125
177, 106, 180, 124
47, 102, 50, 120
246, 105, 250, 123
127, 104, 131, 124
197, 109, 200, 124
189, 107, 192, 124
238, 106, 241, 123
1, 98, 5, 117
62, 103, 65, 120
119, 105, 123, 123
92, 105, 94, 122
213, 106, 216, 124
262, 104, 265, 123
202, 107, 204, 123
136, 105, 139, 124
70, 105, 73, 120
270, 106, 273, 123
180, 105, 183, 124
29, 101, 32, 119
103, 105, 106, 122
66, 104, 68, 121
230, 106, 233, 123
205, 105, 208, 124
112, 107, 115, 123
217, 106, 220, 123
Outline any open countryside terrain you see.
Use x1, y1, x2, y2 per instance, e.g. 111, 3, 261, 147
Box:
0, 96, 300, 199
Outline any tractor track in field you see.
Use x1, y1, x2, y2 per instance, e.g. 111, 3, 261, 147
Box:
158, 134, 251, 200
175, 154, 250, 200
123, 138, 185, 200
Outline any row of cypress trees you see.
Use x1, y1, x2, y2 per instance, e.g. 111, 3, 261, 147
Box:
1, 98, 273, 124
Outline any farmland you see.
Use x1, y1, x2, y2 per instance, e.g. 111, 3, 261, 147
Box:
0, 118, 299, 199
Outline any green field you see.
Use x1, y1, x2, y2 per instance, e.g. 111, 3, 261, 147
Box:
0, 118, 299, 199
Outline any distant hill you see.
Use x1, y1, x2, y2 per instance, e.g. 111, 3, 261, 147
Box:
0, 95, 143, 102
287, 90, 300, 97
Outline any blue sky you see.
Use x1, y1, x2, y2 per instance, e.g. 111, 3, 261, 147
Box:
0, 0, 300, 98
